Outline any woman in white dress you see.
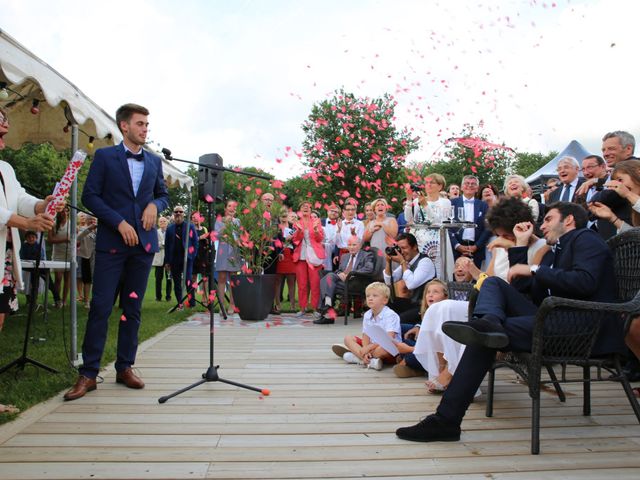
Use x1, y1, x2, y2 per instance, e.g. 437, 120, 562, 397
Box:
413, 197, 549, 393
404, 174, 454, 280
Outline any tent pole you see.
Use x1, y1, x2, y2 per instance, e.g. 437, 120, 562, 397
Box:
70, 125, 79, 364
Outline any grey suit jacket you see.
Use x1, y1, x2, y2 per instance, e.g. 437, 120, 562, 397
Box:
338, 250, 375, 276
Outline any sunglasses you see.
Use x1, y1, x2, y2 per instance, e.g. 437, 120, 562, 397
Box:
173, 211, 184, 214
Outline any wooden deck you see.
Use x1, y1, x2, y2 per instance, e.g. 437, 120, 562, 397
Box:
1, 313, 640, 479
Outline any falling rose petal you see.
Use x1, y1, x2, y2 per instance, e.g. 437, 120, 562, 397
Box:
128, 291, 138, 299
326, 308, 337, 320
262, 211, 271, 221
233, 306, 241, 313
110, 249, 117, 254
145, 243, 152, 252
265, 322, 271, 328
120, 314, 127, 322
188, 246, 195, 254
204, 194, 214, 203
247, 277, 254, 284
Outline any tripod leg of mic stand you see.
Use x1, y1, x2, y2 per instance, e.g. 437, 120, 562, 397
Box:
158, 378, 208, 404
217, 377, 270, 395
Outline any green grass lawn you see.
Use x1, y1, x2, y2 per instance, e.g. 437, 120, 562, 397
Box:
0, 275, 195, 424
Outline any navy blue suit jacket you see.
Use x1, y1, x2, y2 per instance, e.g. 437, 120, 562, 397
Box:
449, 197, 491, 262
164, 222, 199, 267
508, 228, 624, 354
548, 178, 585, 203
82, 143, 169, 254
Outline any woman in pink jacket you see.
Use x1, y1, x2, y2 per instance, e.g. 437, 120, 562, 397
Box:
292, 201, 325, 318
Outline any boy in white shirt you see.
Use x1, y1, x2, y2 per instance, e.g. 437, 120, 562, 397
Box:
333, 282, 401, 370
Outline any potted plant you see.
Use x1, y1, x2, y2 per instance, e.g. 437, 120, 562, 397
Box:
222, 192, 283, 320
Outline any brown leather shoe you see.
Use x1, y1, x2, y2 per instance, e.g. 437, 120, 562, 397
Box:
64, 375, 97, 401
116, 368, 145, 389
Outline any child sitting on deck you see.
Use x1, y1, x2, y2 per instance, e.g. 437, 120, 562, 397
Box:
331, 282, 401, 370
392, 279, 449, 378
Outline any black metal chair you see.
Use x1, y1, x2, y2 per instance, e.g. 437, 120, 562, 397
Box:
483, 228, 640, 454
447, 281, 475, 302
341, 247, 385, 325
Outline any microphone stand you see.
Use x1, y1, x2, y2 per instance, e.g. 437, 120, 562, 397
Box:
0, 233, 58, 375
158, 148, 270, 403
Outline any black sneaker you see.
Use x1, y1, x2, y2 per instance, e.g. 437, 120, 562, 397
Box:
442, 317, 509, 349
396, 414, 461, 442
313, 316, 335, 325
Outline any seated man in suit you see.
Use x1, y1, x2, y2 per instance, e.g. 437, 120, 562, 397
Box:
450, 175, 491, 268
315, 235, 375, 324
396, 202, 625, 442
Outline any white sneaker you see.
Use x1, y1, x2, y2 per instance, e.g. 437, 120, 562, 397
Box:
312, 311, 322, 320
343, 352, 361, 364
332, 344, 349, 358
368, 358, 382, 370
295, 311, 306, 318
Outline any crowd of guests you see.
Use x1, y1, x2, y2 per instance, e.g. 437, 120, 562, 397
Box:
2, 101, 640, 426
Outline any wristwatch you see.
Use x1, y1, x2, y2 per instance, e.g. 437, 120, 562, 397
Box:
530, 264, 540, 275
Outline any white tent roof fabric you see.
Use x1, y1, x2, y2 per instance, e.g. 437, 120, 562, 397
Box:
0, 29, 193, 190
525, 140, 592, 186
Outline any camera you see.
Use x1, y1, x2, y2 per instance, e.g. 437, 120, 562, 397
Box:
410, 182, 423, 192
385, 245, 401, 256
595, 177, 606, 191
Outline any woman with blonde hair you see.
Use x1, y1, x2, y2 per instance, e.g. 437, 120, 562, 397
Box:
363, 197, 398, 253
503, 174, 539, 221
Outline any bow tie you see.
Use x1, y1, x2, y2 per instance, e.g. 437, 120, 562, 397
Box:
464, 199, 474, 204
126, 150, 144, 161
330, 220, 337, 225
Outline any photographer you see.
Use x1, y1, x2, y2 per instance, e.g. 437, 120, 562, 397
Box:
383, 233, 436, 325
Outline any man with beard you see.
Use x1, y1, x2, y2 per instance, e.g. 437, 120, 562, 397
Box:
396, 202, 624, 443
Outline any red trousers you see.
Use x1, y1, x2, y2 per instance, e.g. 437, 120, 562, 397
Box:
295, 260, 322, 310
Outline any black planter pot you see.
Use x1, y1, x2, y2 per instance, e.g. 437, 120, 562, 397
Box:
230, 274, 277, 321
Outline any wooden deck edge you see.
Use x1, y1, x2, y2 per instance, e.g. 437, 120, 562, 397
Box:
0, 321, 186, 445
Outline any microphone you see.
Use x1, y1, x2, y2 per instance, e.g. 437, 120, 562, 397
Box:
161, 148, 173, 160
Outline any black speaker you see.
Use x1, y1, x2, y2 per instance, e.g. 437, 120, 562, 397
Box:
198, 153, 224, 202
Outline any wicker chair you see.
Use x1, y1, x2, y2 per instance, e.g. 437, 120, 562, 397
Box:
483, 228, 640, 454
341, 247, 385, 325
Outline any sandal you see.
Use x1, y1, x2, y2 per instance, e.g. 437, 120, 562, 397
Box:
0, 404, 20, 414
425, 379, 448, 394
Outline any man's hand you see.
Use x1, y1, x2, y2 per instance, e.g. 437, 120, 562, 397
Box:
513, 221, 534, 247
142, 203, 158, 231
588, 201, 615, 222
507, 264, 533, 283
333, 256, 340, 265
606, 179, 631, 199
575, 178, 596, 197
337, 272, 348, 282
118, 220, 139, 246
34, 195, 57, 215
25, 213, 55, 232
487, 236, 515, 252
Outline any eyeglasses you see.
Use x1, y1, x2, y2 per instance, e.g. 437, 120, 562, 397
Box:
173, 211, 184, 214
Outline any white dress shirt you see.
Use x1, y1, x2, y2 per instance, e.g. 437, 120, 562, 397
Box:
383, 253, 436, 290
336, 218, 364, 248
124, 144, 145, 196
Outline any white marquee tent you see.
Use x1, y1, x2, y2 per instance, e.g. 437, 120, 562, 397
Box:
525, 139, 592, 187
1, 28, 193, 361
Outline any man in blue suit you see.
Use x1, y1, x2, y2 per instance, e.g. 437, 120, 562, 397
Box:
449, 175, 491, 267
65, 104, 169, 401
397, 202, 625, 442
164, 205, 198, 309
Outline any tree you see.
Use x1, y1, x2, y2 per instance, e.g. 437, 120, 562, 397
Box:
301, 88, 419, 213
408, 123, 516, 188
511, 151, 558, 180
3, 143, 71, 200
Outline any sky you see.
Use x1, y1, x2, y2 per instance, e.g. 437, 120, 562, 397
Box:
1, 0, 639, 180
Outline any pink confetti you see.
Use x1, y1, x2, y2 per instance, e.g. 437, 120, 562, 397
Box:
120, 314, 127, 322
204, 194, 214, 203
128, 291, 138, 299
145, 243, 151, 252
